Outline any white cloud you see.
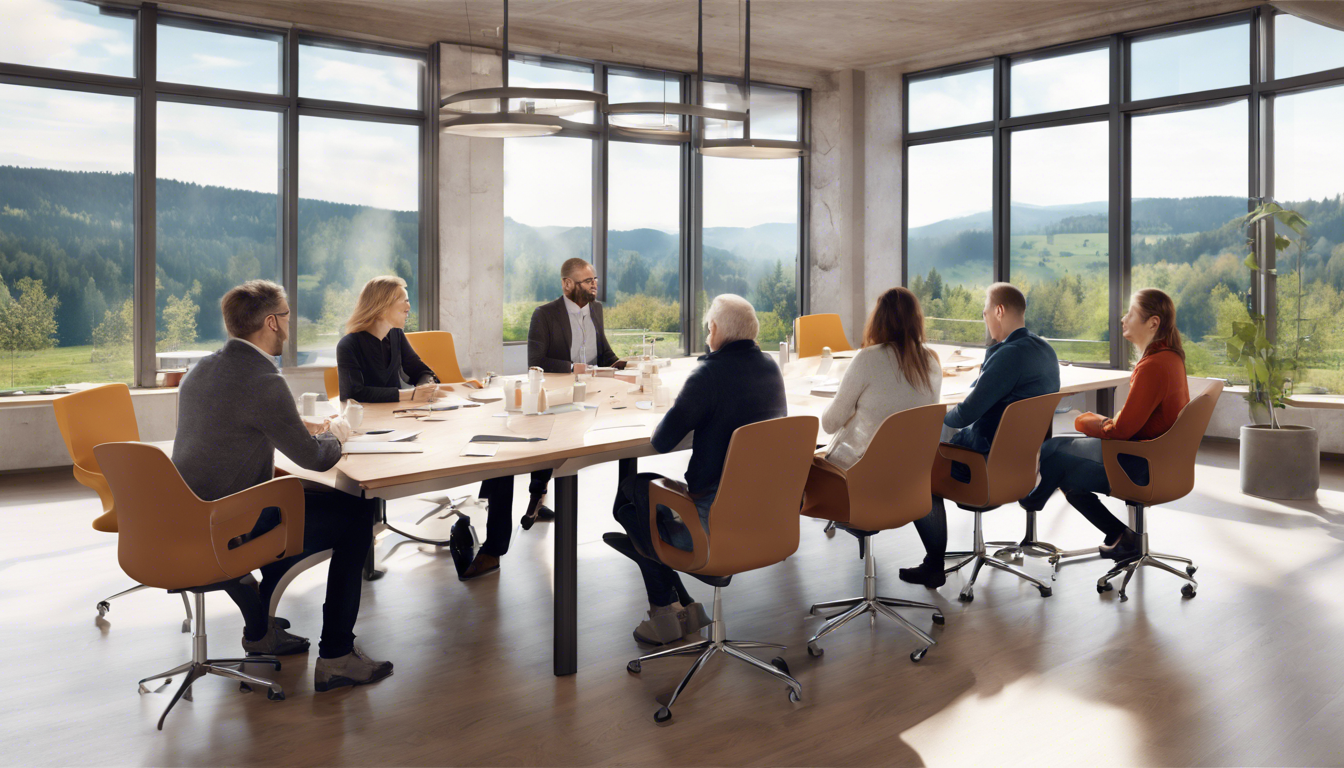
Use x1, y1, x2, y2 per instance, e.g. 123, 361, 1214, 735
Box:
299, 117, 419, 211
608, 142, 679, 233
0, 83, 133, 174
504, 136, 591, 228
301, 48, 421, 109
157, 102, 279, 194
1132, 101, 1247, 200
702, 155, 799, 229
192, 53, 247, 69
908, 136, 993, 228
1011, 121, 1108, 209
0, 0, 131, 76
1275, 85, 1344, 204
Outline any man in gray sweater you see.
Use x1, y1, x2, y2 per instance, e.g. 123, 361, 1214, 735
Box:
172, 280, 392, 692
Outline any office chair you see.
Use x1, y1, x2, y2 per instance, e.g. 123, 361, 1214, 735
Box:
94, 442, 302, 729
52, 384, 194, 631
938, 392, 1065, 602
1095, 381, 1222, 601
794, 313, 853, 358
404, 330, 467, 384
801, 403, 948, 662
621, 416, 818, 724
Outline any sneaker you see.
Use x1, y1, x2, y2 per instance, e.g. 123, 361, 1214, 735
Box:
460, 552, 500, 581
682, 602, 712, 637
519, 495, 554, 531
633, 606, 686, 646
1100, 529, 1141, 561
242, 618, 310, 656
314, 647, 393, 692
898, 562, 947, 588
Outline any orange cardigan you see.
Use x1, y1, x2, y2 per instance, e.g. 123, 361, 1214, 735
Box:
1076, 345, 1189, 440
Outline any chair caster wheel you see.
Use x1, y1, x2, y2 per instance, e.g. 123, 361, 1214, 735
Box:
627, 660, 642, 674
240, 682, 251, 693
932, 613, 945, 625
1182, 584, 1197, 598
96, 601, 110, 618
1097, 581, 1113, 593
958, 590, 973, 603
266, 688, 285, 701
806, 643, 823, 657
1119, 592, 1129, 602
1186, 566, 1198, 576
911, 647, 928, 663
788, 689, 801, 703
770, 657, 790, 676
654, 706, 672, 724
1038, 586, 1052, 598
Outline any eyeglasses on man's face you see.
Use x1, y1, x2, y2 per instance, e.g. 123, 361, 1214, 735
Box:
568, 277, 599, 288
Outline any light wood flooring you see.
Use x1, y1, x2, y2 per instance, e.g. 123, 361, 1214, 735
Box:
2, 442, 1342, 767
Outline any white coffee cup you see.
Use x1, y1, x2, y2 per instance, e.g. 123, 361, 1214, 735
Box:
301, 392, 319, 416
343, 400, 364, 431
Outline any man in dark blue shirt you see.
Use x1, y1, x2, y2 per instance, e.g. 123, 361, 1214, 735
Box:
606, 294, 787, 646
900, 283, 1060, 587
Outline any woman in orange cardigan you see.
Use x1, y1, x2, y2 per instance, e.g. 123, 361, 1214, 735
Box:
1020, 289, 1190, 561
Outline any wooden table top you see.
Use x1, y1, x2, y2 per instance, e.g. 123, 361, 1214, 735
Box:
275, 345, 1129, 499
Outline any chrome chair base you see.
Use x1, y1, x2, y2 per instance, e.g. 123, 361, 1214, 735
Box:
138, 593, 283, 730
975, 509, 1101, 580
97, 584, 194, 633
1096, 504, 1198, 601
945, 508, 1054, 602
626, 586, 800, 724
807, 537, 942, 662
378, 494, 479, 563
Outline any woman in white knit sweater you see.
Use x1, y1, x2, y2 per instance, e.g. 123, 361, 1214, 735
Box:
821, 287, 942, 469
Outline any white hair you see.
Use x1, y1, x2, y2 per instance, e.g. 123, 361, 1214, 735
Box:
705, 293, 759, 344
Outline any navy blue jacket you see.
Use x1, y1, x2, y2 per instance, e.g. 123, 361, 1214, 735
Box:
944, 327, 1060, 454
652, 339, 788, 495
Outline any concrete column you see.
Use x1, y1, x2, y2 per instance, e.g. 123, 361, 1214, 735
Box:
863, 63, 904, 317
808, 69, 863, 345
439, 43, 505, 378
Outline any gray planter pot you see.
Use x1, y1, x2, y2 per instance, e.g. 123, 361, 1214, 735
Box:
1240, 424, 1319, 500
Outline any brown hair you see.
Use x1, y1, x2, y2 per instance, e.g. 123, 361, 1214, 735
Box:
346, 275, 408, 334
1132, 288, 1185, 361
561, 258, 592, 281
221, 280, 286, 338
863, 287, 938, 393
986, 282, 1026, 317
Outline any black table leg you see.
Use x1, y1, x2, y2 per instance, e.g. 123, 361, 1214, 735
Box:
1097, 386, 1116, 419
618, 457, 637, 485
553, 473, 578, 676
364, 499, 386, 581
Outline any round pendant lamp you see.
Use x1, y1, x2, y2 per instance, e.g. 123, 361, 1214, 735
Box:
440, 0, 606, 138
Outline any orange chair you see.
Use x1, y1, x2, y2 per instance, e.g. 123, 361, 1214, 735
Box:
405, 330, 466, 384
622, 416, 817, 724
936, 392, 1064, 603
323, 366, 339, 401
1096, 381, 1223, 601
794, 313, 853, 358
801, 404, 947, 662
52, 385, 193, 630
94, 442, 304, 729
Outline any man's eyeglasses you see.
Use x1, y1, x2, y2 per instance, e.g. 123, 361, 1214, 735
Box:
568, 277, 599, 288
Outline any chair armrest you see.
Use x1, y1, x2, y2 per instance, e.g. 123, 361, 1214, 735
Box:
801, 456, 850, 523
931, 443, 990, 508
208, 476, 306, 579
1101, 438, 1159, 504
648, 478, 710, 573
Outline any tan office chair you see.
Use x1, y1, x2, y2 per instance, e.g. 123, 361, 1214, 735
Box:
405, 330, 466, 384
801, 403, 947, 662
1096, 381, 1222, 601
623, 416, 818, 725
52, 384, 193, 631
323, 366, 339, 401
794, 313, 853, 359
94, 442, 304, 730
937, 392, 1064, 602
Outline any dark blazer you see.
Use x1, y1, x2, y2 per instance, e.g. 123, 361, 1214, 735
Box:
527, 297, 619, 373
943, 326, 1060, 454
336, 328, 437, 402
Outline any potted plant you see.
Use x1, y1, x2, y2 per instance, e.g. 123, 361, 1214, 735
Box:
1226, 201, 1319, 500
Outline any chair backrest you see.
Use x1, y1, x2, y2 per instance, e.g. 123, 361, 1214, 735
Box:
1111, 380, 1223, 506
405, 331, 466, 384
794, 313, 853, 358
323, 366, 339, 401
697, 416, 819, 577
844, 403, 948, 531
982, 392, 1066, 507
52, 384, 140, 532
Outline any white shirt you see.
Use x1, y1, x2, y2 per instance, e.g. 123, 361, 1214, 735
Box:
235, 337, 279, 369
821, 344, 942, 469
563, 295, 598, 368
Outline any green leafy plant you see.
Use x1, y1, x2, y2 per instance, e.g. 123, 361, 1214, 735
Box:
1226, 201, 1311, 428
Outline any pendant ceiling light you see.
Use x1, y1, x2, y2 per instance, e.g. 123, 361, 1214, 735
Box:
698, 0, 809, 159
604, 0, 747, 142
440, 0, 606, 138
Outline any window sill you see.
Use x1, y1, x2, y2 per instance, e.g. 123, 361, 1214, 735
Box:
0, 385, 178, 409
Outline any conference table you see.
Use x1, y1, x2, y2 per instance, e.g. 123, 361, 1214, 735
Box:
275, 344, 1130, 676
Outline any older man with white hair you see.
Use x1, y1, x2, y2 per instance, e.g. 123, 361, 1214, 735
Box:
604, 294, 788, 646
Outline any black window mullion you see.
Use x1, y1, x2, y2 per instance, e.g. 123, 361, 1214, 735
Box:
420, 42, 439, 332
281, 30, 299, 368
594, 63, 608, 303
134, 4, 158, 387
993, 56, 1009, 292
1254, 7, 1275, 342
1110, 33, 1127, 371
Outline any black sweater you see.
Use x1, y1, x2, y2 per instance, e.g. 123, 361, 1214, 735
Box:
335, 329, 437, 402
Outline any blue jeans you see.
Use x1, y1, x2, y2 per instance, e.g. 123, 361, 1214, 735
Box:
1021, 436, 1149, 539
612, 472, 715, 606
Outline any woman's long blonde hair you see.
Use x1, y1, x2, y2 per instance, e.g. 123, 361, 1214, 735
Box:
346, 275, 407, 334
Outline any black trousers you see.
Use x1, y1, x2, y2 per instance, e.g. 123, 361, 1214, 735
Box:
611, 472, 696, 607
476, 469, 553, 557
227, 489, 378, 659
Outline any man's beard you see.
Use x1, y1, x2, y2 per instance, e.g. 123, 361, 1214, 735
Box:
565, 284, 592, 307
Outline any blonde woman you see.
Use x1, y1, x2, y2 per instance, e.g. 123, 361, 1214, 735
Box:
335, 275, 441, 403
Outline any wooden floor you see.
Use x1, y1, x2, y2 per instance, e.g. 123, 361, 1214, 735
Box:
2, 443, 1343, 767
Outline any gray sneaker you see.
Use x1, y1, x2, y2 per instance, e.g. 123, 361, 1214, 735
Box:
682, 602, 712, 638
242, 618, 310, 656
633, 607, 686, 646
314, 647, 394, 692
